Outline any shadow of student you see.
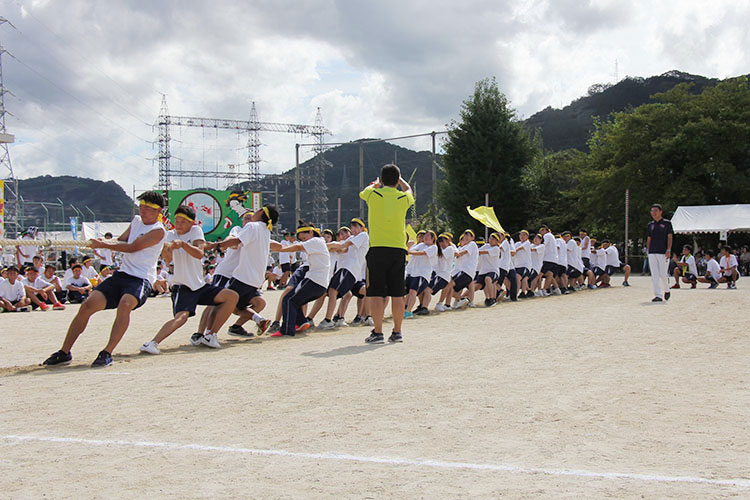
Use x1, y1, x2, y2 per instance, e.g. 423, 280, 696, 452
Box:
301, 343, 388, 359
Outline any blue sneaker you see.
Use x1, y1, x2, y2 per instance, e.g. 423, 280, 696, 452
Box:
43, 350, 72, 366
708, 282, 719, 289
91, 350, 112, 367
403, 311, 413, 319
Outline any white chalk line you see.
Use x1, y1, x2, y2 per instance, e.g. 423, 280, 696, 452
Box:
3, 434, 749, 488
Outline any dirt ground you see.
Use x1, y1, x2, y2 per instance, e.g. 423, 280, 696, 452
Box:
1, 275, 748, 499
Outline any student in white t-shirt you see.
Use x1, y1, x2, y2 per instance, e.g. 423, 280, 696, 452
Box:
269, 223, 331, 336
672, 244, 698, 289
23, 267, 65, 311
63, 264, 93, 303
80, 256, 99, 281
93, 232, 117, 270
451, 229, 479, 309
698, 250, 722, 288
431, 232, 456, 312
16, 228, 39, 267
718, 246, 739, 289
330, 218, 370, 326
278, 234, 296, 287
304, 228, 338, 327
538, 225, 561, 295
42, 264, 66, 303
140, 205, 239, 354
472, 232, 501, 306
404, 230, 438, 316
511, 230, 533, 298
0, 266, 31, 312
43, 191, 168, 367
529, 233, 545, 296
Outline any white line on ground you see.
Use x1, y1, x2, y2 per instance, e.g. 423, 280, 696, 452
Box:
3, 434, 748, 488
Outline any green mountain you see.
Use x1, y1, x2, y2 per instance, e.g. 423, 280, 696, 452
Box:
17, 175, 135, 231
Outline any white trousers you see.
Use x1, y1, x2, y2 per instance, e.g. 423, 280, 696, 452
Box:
648, 253, 670, 299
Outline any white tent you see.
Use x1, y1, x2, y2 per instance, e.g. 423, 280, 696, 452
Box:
671, 204, 750, 234
81, 222, 132, 240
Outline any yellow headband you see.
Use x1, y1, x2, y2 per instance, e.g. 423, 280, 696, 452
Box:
339, 226, 350, 233
463, 229, 475, 237
175, 213, 195, 222
296, 226, 315, 233
140, 200, 161, 210
438, 233, 452, 240
490, 232, 502, 241
351, 218, 365, 227
444, 232, 453, 240
520, 230, 529, 235
262, 207, 273, 231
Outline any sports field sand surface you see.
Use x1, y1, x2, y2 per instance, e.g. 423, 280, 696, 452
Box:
1, 276, 749, 499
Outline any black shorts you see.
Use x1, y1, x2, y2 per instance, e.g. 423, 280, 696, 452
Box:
515, 267, 529, 279
365, 247, 407, 298
557, 264, 567, 276
406, 275, 429, 295
428, 275, 449, 294
594, 267, 605, 277
280, 262, 291, 273
212, 274, 231, 289
605, 265, 619, 276
582, 257, 591, 270
684, 273, 697, 281
352, 280, 366, 298
528, 269, 539, 282
171, 283, 224, 317
474, 272, 497, 290
288, 265, 309, 289
328, 268, 356, 296
566, 266, 582, 279
94, 271, 152, 310
495, 268, 509, 284
228, 278, 262, 310
541, 261, 558, 276
452, 271, 473, 292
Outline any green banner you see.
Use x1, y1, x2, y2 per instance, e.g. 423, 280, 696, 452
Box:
161, 190, 262, 241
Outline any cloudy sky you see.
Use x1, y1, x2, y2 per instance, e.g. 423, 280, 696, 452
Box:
2, 0, 748, 196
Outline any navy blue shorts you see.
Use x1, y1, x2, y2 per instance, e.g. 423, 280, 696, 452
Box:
594, 267, 605, 277
406, 275, 429, 295
352, 280, 366, 298
582, 257, 591, 270
605, 265, 619, 276
566, 266, 582, 279
495, 268, 509, 284
280, 262, 292, 273
288, 265, 309, 289
541, 261, 558, 276
212, 274, 231, 289
474, 272, 497, 290
428, 275, 449, 294
328, 268, 356, 296
515, 267, 529, 279
228, 278, 262, 309
528, 269, 539, 282
452, 271, 473, 292
171, 283, 224, 317
557, 264, 567, 276
684, 273, 697, 281
94, 271, 152, 310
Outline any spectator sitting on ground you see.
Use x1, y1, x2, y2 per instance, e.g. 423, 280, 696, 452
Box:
21, 266, 65, 310
671, 244, 698, 289
64, 263, 93, 303
697, 250, 722, 289
42, 263, 67, 303
0, 265, 32, 312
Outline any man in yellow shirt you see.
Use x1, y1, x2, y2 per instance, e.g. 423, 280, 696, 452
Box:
359, 164, 414, 344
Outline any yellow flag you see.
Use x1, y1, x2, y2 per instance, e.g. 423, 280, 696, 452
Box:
406, 224, 418, 243
466, 206, 505, 233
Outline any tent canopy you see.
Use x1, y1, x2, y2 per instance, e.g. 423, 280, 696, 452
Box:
671, 204, 750, 234
81, 222, 132, 240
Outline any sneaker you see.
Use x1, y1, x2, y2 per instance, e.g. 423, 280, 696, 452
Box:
388, 331, 403, 343
39, 302, 49, 311
295, 323, 310, 333
552, 287, 562, 296
201, 333, 221, 349
43, 349, 72, 366
665, 292, 671, 301
560, 289, 569, 295
139, 341, 160, 355
91, 350, 112, 367
17, 305, 32, 312
270, 330, 289, 337
317, 319, 335, 330
467, 301, 477, 308
652, 297, 663, 302
190, 332, 204, 345
670, 284, 680, 289
364, 331, 384, 344
269, 320, 281, 332
415, 307, 429, 316
351, 315, 363, 326
403, 311, 413, 319
435, 303, 447, 312
588, 284, 597, 290
267, 284, 276, 291
227, 325, 254, 338
453, 298, 469, 309
708, 282, 719, 289
364, 316, 374, 326
302, 317, 315, 329
691, 283, 697, 289
334, 317, 348, 327
622, 281, 630, 287
257, 319, 271, 335
52, 302, 66, 310
727, 283, 732, 289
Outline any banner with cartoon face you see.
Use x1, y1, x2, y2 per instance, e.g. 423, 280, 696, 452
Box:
161, 190, 262, 241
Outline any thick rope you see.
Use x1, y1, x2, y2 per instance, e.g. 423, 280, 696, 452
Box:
0, 239, 93, 248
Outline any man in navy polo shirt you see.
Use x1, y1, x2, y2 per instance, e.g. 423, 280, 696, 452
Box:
646, 203, 673, 302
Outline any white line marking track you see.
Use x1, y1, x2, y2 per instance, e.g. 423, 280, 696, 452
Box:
3, 435, 749, 488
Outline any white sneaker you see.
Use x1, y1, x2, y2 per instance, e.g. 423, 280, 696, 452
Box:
139, 341, 160, 355
364, 316, 374, 326
17, 306, 32, 312
334, 318, 348, 327
453, 298, 469, 309
467, 301, 477, 308
201, 333, 221, 349
317, 319, 335, 330
552, 287, 562, 296
435, 303, 447, 312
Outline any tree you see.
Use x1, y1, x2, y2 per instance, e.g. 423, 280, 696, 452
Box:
439, 78, 538, 234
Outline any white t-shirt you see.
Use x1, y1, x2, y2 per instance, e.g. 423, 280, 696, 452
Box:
338, 232, 369, 280
410, 243, 438, 280
720, 254, 738, 276
706, 258, 721, 279
64, 275, 91, 289
119, 216, 167, 284
232, 221, 271, 288
435, 245, 456, 282
556, 238, 567, 267
167, 225, 206, 291
497, 239, 512, 271
513, 240, 532, 270
580, 235, 591, 259
279, 240, 293, 265
215, 226, 242, 279
453, 241, 479, 277
300, 237, 331, 288
17, 236, 38, 263
530, 243, 544, 272
82, 265, 98, 280
542, 233, 558, 263
605, 245, 620, 268
328, 249, 339, 282
681, 254, 698, 276
0, 278, 25, 301
21, 276, 51, 290
98, 248, 115, 266
477, 243, 501, 275
567, 240, 583, 272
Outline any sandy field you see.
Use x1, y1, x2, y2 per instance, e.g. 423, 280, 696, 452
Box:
1, 275, 748, 499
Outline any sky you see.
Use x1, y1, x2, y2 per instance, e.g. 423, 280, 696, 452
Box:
1, 0, 749, 197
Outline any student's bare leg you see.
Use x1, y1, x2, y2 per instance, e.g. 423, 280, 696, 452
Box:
338, 291, 353, 318
405, 289, 417, 311
60, 291, 107, 352
324, 289, 339, 319
623, 265, 631, 282
198, 306, 214, 334
391, 296, 405, 333
421, 288, 433, 309
308, 295, 326, 321
102, 294, 139, 353
153, 310, 191, 343
368, 296, 386, 333
209, 289, 240, 332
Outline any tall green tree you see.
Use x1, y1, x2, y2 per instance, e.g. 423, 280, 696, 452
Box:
439, 78, 538, 234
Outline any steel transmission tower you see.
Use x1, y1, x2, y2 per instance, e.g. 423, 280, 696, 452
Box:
310, 107, 330, 222
247, 102, 261, 183
0, 18, 19, 238
157, 94, 171, 190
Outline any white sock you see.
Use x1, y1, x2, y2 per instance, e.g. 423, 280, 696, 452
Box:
205, 330, 214, 337
252, 312, 264, 324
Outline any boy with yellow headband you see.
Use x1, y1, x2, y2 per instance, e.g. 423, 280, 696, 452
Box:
43, 191, 168, 367
451, 229, 479, 309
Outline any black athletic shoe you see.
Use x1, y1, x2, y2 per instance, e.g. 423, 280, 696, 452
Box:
364, 331, 384, 344
652, 297, 663, 302
91, 350, 112, 367
228, 324, 254, 337
415, 307, 429, 316
664, 292, 671, 301
526, 290, 535, 298
388, 332, 403, 343
43, 349, 72, 366
351, 315, 363, 326
190, 332, 204, 345
622, 281, 630, 287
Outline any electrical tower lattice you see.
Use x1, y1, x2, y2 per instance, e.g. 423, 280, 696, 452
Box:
0, 18, 19, 238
